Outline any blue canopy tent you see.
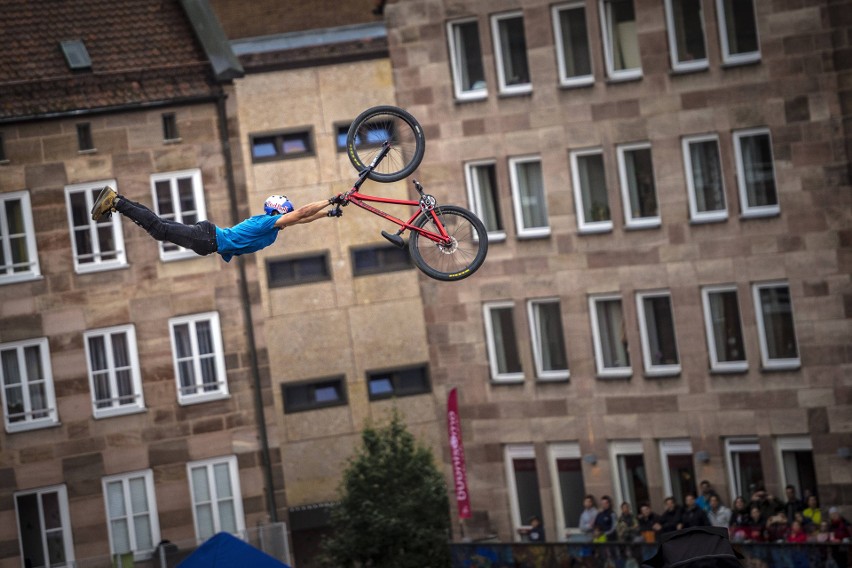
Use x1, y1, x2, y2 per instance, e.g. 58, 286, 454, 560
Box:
177, 532, 291, 568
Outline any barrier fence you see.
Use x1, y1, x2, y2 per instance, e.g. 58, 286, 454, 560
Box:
449, 541, 852, 568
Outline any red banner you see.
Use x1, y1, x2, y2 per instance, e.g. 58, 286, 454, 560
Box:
447, 387, 471, 519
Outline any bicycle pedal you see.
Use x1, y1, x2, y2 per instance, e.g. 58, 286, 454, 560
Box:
381, 230, 406, 249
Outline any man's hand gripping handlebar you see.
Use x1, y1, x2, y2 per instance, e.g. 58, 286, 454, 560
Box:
327, 193, 349, 218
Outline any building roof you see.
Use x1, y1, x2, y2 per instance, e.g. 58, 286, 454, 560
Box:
0, 0, 233, 121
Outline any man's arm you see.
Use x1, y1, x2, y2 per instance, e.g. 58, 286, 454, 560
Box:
274, 199, 333, 229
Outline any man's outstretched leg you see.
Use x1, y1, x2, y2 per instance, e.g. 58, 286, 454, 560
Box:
91, 186, 217, 256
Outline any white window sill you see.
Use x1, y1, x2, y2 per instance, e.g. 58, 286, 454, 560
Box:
517, 228, 551, 240
0, 273, 43, 286
578, 223, 613, 235
596, 368, 632, 379
491, 374, 525, 384
6, 419, 61, 434
559, 76, 594, 89
709, 362, 749, 374
741, 207, 781, 220
455, 90, 488, 103
761, 360, 801, 372
75, 260, 129, 275
178, 392, 230, 406
689, 213, 728, 225
536, 372, 570, 382
644, 365, 681, 378
625, 218, 661, 230
93, 406, 147, 420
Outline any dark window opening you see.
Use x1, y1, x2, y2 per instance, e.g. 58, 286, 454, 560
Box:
367, 365, 430, 401
283, 377, 347, 413
352, 244, 413, 276
335, 123, 352, 151
77, 123, 94, 152
267, 253, 331, 288
250, 128, 314, 162
60, 39, 92, 70
162, 113, 180, 141
0, 133, 6, 162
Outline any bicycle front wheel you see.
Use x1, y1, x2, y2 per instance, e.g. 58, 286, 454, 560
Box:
408, 205, 488, 282
346, 105, 425, 183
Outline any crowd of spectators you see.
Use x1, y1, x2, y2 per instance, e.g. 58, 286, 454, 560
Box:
566, 482, 851, 545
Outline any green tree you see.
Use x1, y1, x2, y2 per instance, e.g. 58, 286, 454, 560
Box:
319, 411, 451, 568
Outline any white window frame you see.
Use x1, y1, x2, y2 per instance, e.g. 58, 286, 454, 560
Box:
548, 442, 582, 538
664, 0, 709, 72
724, 437, 761, 503
589, 294, 632, 379
508, 155, 550, 239
0, 190, 41, 284
752, 281, 800, 371
734, 128, 779, 218
84, 324, 145, 419
102, 469, 161, 560
701, 284, 748, 373
464, 160, 506, 242
682, 134, 727, 223
1, 337, 58, 433
636, 290, 681, 377
491, 11, 533, 95
617, 142, 660, 229
447, 18, 488, 101
187, 456, 246, 542
571, 148, 613, 234
14, 484, 75, 567
716, 0, 761, 66
65, 179, 126, 274
169, 312, 229, 405
527, 298, 570, 381
659, 439, 694, 500
150, 169, 207, 262
483, 301, 524, 383
599, 0, 642, 81
775, 436, 813, 498
609, 440, 644, 511
552, 2, 595, 87
504, 444, 538, 541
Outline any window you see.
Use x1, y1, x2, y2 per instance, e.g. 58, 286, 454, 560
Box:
753, 281, 800, 370
351, 244, 412, 276
103, 470, 160, 559
725, 438, 763, 502
548, 443, 585, 535
250, 129, 314, 162
599, 0, 641, 80
659, 440, 697, 505
283, 377, 347, 413
65, 180, 127, 273
617, 143, 659, 228
0, 132, 6, 162
335, 122, 351, 151
465, 161, 505, 241
552, 3, 594, 87
84, 325, 144, 418
664, 0, 708, 72
589, 294, 631, 378
509, 156, 549, 238
491, 12, 531, 95
187, 456, 245, 541
636, 290, 680, 376
701, 285, 747, 372
150, 169, 207, 261
367, 365, 430, 400
1, 338, 58, 433
267, 253, 331, 287
527, 299, 569, 380
683, 134, 727, 222
162, 113, 180, 142
610, 440, 649, 514
570, 149, 612, 233
483, 301, 523, 382
15, 485, 75, 567
734, 128, 779, 217
447, 19, 487, 101
505, 445, 544, 541
77, 123, 94, 152
716, 0, 760, 65
0, 190, 41, 284
776, 436, 817, 501
169, 312, 229, 405
60, 39, 91, 70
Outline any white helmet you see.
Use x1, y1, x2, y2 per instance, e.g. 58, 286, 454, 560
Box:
264, 195, 294, 215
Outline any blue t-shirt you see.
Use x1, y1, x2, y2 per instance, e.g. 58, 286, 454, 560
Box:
215, 215, 280, 262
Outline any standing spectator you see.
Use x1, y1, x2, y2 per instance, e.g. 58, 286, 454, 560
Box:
750, 489, 784, 519
745, 506, 767, 542
766, 512, 789, 542
803, 495, 822, 525
787, 520, 807, 543
593, 496, 618, 542
708, 494, 732, 528
654, 497, 682, 535
517, 515, 545, 542
616, 502, 640, 542
577, 495, 598, 542
679, 493, 710, 529
730, 496, 750, 526
783, 485, 805, 520
637, 502, 659, 543
695, 480, 718, 513
828, 507, 851, 542
814, 520, 832, 543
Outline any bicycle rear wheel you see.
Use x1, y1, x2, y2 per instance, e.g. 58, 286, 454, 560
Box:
408, 205, 488, 282
346, 105, 425, 183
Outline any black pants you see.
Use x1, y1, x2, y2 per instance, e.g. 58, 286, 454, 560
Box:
116, 197, 218, 256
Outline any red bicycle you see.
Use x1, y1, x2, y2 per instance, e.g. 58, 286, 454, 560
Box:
333, 105, 488, 282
